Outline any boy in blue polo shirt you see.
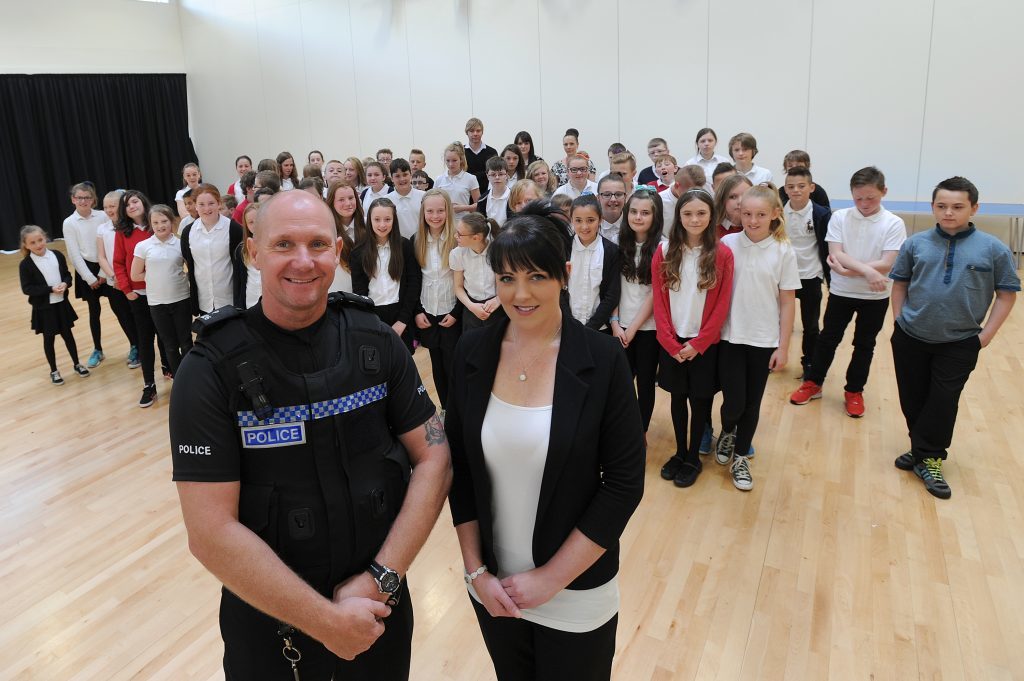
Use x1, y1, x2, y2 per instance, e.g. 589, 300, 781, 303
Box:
889, 176, 1019, 499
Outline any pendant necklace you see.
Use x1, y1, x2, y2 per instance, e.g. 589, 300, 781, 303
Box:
511, 323, 561, 382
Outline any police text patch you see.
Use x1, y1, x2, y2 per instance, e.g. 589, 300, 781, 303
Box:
241, 422, 307, 448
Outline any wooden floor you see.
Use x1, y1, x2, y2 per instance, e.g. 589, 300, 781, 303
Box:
1, 245, 1022, 681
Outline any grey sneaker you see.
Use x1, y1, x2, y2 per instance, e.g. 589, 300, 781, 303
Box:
913, 458, 951, 499
731, 455, 753, 491
715, 427, 737, 465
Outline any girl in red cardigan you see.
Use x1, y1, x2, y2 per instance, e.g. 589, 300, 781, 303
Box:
652, 189, 733, 488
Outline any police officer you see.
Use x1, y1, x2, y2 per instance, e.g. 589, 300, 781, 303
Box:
170, 190, 452, 680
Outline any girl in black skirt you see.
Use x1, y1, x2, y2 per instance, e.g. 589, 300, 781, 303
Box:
351, 197, 421, 353
651, 189, 734, 488
18, 225, 90, 385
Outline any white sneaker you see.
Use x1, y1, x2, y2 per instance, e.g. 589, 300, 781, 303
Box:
731, 455, 753, 491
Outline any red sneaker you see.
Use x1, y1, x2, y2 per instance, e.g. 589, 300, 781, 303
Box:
844, 391, 865, 418
790, 380, 823, 405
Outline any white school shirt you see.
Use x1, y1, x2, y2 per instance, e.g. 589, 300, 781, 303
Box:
553, 180, 598, 201
568, 235, 604, 325
435, 171, 479, 206
245, 262, 262, 309
62, 209, 106, 284
659, 187, 677, 231
281, 178, 295, 191
737, 164, 773, 186
133, 235, 190, 305
329, 264, 353, 294
784, 201, 823, 279
420, 234, 457, 316
684, 153, 730, 192
470, 393, 618, 633
386, 188, 425, 239
599, 215, 622, 244
663, 242, 708, 339
31, 250, 64, 304
826, 207, 906, 300
720, 232, 801, 348
189, 215, 234, 312
484, 185, 512, 227
619, 247, 655, 332
449, 245, 495, 301
367, 243, 400, 306
96, 220, 118, 278
361, 186, 390, 218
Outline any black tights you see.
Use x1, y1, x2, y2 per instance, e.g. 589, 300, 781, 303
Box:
44, 329, 80, 372
671, 394, 712, 466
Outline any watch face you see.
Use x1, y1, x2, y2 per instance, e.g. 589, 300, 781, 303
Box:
380, 572, 401, 593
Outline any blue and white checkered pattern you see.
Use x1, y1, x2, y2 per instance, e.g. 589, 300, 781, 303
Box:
236, 382, 388, 427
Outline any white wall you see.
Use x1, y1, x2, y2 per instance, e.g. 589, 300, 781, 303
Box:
0, 0, 185, 74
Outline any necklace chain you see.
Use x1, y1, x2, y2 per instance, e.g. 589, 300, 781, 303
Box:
511, 323, 561, 382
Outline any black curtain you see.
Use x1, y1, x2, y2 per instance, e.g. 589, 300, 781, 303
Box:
0, 74, 197, 250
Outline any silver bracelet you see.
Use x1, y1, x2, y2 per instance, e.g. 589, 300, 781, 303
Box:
464, 565, 488, 584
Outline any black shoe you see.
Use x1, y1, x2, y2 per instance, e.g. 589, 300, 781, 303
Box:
673, 460, 702, 488
660, 455, 684, 480
73, 363, 90, 377
50, 370, 64, 385
894, 452, 915, 470
139, 384, 157, 408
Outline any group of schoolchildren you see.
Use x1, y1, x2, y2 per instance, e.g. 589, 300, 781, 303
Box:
19, 117, 1018, 500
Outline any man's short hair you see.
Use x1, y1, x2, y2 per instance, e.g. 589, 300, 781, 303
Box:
647, 137, 668, 149
485, 156, 505, 173
610, 151, 636, 171
933, 176, 979, 204
390, 158, 411, 175
785, 166, 814, 183
465, 117, 484, 133
850, 166, 886, 190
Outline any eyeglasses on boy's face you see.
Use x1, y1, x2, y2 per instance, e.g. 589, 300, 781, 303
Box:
486, 171, 508, 179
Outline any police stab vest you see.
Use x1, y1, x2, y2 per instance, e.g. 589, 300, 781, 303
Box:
191, 293, 410, 594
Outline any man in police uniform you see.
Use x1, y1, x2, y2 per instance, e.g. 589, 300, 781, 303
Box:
170, 190, 452, 680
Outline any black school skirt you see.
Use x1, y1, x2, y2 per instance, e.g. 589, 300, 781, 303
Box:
31, 299, 78, 335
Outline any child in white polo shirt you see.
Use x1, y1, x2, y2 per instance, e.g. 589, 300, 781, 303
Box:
790, 166, 906, 417
436, 142, 481, 213
553, 154, 598, 200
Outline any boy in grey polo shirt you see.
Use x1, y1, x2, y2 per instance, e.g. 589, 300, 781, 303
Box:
889, 176, 1019, 499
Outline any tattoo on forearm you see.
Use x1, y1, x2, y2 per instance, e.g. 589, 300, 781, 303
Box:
424, 414, 447, 446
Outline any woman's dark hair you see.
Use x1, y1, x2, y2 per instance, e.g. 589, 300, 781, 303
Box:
501, 144, 527, 181
276, 151, 299, 183
694, 127, 717, 144
564, 127, 580, 142
362, 197, 404, 281
116, 190, 152, 237
513, 131, 539, 164
489, 201, 572, 285
619, 191, 665, 286
235, 154, 252, 166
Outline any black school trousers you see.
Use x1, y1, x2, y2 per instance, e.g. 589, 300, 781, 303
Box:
150, 299, 194, 376
891, 324, 981, 462
794, 277, 823, 370
416, 311, 461, 409
470, 596, 617, 681
623, 329, 659, 431
805, 293, 888, 393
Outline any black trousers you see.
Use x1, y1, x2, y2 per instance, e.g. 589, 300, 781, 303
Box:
416, 311, 461, 409
718, 342, 774, 457
106, 286, 138, 347
794, 277, 823, 369
623, 329, 659, 431
470, 596, 617, 681
150, 299, 194, 376
891, 324, 981, 462
128, 294, 157, 385
221, 585, 413, 681
806, 293, 888, 392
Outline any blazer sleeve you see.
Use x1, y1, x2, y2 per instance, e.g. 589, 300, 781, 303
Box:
585, 239, 622, 330
575, 340, 645, 548
689, 245, 734, 354
350, 246, 370, 297
813, 203, 833, 285
651, 245, 684, 356
180, 224, 201, 315
232, 243, 247, 308
446, 333, 477, 525
398, 238, 422, 326
56, 251, 73, 287
113, 232, 132, 294
19, 257, 50, 299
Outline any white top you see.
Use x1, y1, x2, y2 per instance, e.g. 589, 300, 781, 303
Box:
174, 187, 190, 202
720, 232, 801, 348
31, 250, 64, 304
470, 393, 619, 633
553, 180, 598, 200
420, 234, 457, 316
665, 242, 707, 339
435, 171, 479, 206
96, 220, 118, 276
189, 215, 235, 313
245, 261, 262, 308
329, 264, 353, 294
62, 209, 106, 284
386, 188, 425, 239
133, 235, 190, 306
599, 216, 622, 245
619, 247, 655, 332
229, 181, 245, 204
281, 178, 295, 191
367, 243, 400, 306
659, 187, 677, 232
683, 153, 730, 193
449, 245, 495, 301
826, 207, 906, 300
178, 215, 195, 235
784, 202, 823, 279
484, 186, 511, 227
361, 186, 391, 218
568, 235, 604, 325
737, 164, 773, 186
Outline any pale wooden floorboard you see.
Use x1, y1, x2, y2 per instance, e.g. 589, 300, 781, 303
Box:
0, 246, 1020, 680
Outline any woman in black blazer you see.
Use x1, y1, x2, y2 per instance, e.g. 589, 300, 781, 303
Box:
446, 206, 645, 681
